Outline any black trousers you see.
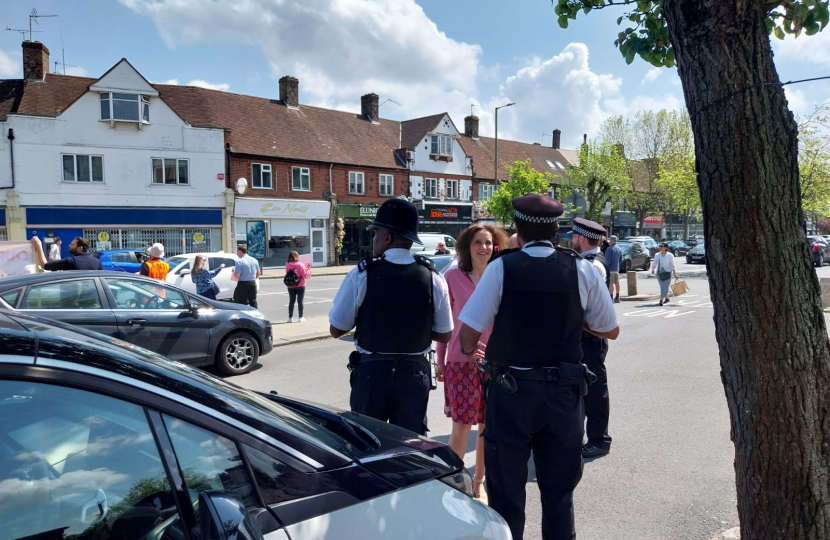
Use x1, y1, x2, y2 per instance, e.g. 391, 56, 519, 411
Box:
233, 280, 258, 309
484, 380, 584, 540
581, 333, 611, 450
349, 358, 430, 435
288, 286, 305, 318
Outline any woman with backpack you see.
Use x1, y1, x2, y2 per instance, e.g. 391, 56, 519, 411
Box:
191, 255, 224, 300
285, 251, 311, 322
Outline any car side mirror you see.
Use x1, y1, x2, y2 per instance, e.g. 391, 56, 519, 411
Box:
198, 490, 264, 540
188, 305, 200, 318
179, 269, 191, 275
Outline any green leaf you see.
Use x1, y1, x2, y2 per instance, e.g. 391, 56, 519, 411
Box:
558, 15, 569, 28
666, 48, 675, 65
774, 26, 786, 39
625, 48, 636, 64
583, 3, 593, 14
805, 21, 821, 34
617, 15, 624, 24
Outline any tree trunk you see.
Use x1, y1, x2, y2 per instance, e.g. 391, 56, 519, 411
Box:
662, 1, 830, 538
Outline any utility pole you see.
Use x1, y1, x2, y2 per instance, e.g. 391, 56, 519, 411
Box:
494, 102, 515, 187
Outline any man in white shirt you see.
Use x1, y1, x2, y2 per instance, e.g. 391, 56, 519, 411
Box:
329, 198, 453, 435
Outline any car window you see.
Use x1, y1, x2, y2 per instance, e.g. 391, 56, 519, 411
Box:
162, 415, 257, 509
1, 288, 22, 308
105, 278, 186, 310
23, 279, 103, 310
109, 252, 134, 264
208, 257, 235, 270
244, 444, 314, 506
134, 252, 150, 263
166, 256, 189, 269
0, 380, 184, 540
444, 236, 456, 248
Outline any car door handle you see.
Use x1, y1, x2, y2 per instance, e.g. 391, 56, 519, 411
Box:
126, 319, 148, 327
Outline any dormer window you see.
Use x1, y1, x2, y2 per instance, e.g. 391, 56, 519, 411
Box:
430, 135, 453, 156
100, 93, 150, 123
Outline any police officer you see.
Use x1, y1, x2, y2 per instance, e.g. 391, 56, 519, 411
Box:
329, 198, 453, 435
571, 218, 613, 459
458, 194, 619, 540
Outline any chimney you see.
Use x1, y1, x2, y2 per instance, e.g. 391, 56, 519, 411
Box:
22, 41, 50, 81
279, 76, 299, 108
464, 115, 479, 138
551, 128, 561, 150
361, 93, 379, 121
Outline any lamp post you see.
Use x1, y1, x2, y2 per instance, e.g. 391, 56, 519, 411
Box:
494, 102, 515, 187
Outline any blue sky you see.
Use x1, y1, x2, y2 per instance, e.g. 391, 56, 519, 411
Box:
1, 0, 828, 149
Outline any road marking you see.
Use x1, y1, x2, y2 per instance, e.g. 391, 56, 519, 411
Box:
260, 287, 341, 296
624, 308, 697, 319
282, 300, 334, 307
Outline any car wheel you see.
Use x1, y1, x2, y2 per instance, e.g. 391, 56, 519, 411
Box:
621, 260, 630, 273
216, 331, 260, 376
818, 253, 825, 267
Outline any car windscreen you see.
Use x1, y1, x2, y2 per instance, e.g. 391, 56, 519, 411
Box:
166, 256, 189, 266
91, 252, 103, 259
617, 243, 631, 253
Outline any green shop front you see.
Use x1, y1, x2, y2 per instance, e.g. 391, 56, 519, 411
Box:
339, 204, 380, 264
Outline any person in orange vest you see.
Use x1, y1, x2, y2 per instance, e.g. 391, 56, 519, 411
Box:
140, 243, 170, 281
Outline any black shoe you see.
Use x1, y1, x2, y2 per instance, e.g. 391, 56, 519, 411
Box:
582, 444, 610, 459
664, 297, 670, 304
614, 295, 620, 304
659, 299, 664, 306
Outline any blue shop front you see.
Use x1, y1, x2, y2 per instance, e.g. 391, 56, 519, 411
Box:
25, 207, 224, 259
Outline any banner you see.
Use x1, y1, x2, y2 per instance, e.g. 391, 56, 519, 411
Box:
0, 241, 38, 278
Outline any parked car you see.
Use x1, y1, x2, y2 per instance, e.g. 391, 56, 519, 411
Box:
411, 233, 457, 255
808, 236, 830, 267
666, 240, 688, 256
0, 271, 272, 375
617, 241, 651, 272
423, 253, 457, 274
625, 236, 659, 256
686, 242, 707, 264
166, 251, 259, 301
0, 310, 511, 540
92, 248, 156, 273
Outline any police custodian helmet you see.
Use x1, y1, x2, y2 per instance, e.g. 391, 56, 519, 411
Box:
369, 198, 423, 245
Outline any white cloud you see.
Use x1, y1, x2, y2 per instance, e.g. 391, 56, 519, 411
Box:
64, 66, 88, 77
641, 67, 662, 86
785, 87, 810, 115
774, 30, 830, 67
0, 50, 20, 78
187, 79, 230, 91
155, 78, 179, 85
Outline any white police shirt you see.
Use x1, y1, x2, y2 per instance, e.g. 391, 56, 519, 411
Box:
459, 242, 618, 336
580, 247, 607, 281
329, 248, 453, 355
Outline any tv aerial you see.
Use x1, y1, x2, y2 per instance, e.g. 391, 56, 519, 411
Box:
29, 8, 58, 41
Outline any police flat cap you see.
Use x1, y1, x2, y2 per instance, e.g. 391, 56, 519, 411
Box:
512, 194, 564, 224
572, 217, 606, 241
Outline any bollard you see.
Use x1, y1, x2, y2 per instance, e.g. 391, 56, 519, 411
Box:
627, 270, 638, 296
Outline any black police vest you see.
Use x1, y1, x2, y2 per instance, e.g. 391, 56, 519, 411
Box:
354, 257, 434, 353
584, 251, 610, 289
486, 249, 585, 367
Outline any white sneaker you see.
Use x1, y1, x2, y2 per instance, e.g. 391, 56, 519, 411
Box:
286, 318, 293, 323
299, 317, 306, 322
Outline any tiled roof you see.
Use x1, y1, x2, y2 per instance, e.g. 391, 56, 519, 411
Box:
400, 113, 445, 150
458, 135, 576, 184
0, 80, 24, 121
0, 74, 92, 121
157, 85, 406, 170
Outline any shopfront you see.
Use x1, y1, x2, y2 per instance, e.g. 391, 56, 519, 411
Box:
24, 207, 223, 258
611, 211, 637, 238
419, 202, 473, 240
339, 204, 379, 264
234, 198, 330, 268
642, 214, 665, 239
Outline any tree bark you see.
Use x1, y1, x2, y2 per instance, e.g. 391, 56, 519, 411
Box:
662, 1, 830, 537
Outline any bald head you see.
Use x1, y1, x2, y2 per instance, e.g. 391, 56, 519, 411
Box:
509, 234, 519, 249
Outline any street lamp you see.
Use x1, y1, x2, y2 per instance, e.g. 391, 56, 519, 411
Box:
494, 102, 515, 187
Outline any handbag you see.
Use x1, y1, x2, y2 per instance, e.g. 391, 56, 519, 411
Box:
657, 260, 672, 281
210, 282, 220, 295
671, 279, 690, 297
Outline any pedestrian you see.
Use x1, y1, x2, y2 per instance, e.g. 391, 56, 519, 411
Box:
651, 242, 678, 306
233, 244, 261, 309
435, 241, 450, 255
285, 251, 311, 323
31, 236, 103, 271
458, 194, 619, 540
600, 236, 609, 254
191, 255, 224, 300
48, 237, 62, 261
605, 236, 623, 303
329, 198, 453, 435
436, 222, 508, 503
571, 218, 614, 460
140, 243, 170, 281
508, 233, 519, 249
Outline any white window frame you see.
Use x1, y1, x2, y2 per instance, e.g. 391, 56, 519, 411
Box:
292, 166, 311, 191
62, 154, 104, 183
151, 158, 189, 185
100, 92, 150, 123
446, 179, 458, 199
479, 183, 495, 201
430, 135, 453, 156
349, 171, 365, 195
252, 163, 273, 189
379, 174, 394, 196
425, 178, 438, 198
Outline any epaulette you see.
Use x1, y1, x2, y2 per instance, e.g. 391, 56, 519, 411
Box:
555, 245, 581, 258
358, 255, 386, 273
413, 254, 438, 273
489, 247, 521, 262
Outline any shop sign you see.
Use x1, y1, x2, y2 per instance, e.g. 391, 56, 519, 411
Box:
420, 204, 473, 225
339, 205, 379, 219
246, 221, 267, 259
235, 198, 331, 220
644, 213, 665, 226
359, 206, 379, 218
97, 231, 110, 242
193, 232, 205, 243
612, 212, 637, 227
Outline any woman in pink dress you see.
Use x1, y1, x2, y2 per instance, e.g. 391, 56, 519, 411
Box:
436, 223, 508, 501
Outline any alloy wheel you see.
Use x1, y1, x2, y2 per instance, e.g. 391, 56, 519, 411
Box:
224, 337, 255, 371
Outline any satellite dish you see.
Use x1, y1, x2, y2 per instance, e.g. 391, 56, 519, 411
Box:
236, 178, 248, 195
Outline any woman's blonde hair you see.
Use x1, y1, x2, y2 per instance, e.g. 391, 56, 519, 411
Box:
287, 251, 300, 263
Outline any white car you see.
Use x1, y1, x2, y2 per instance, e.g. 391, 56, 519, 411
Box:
165, 251, 259, 300
411, 233, 458, 255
